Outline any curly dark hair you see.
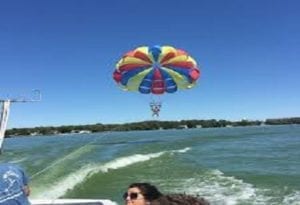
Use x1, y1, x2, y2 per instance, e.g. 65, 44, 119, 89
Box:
128, 182, 163, 201
152, 193, 210, 205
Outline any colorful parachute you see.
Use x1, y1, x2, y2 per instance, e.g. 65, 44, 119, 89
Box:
113, 45, 200, 95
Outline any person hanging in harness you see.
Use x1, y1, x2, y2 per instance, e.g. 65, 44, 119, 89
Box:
150, 101, 162, 117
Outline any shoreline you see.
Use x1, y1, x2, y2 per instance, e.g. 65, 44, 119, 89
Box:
5, 117, 300, 137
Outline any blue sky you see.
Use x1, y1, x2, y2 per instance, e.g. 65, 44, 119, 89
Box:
1, 0, 300, 128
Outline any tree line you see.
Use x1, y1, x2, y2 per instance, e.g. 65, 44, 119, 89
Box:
5, 117, 300, 137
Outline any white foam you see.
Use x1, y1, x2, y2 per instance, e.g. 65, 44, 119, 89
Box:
283, 191, 300, 205
170, 169, 274, 205
173, 147, 191, 153
30, 199, 118, 205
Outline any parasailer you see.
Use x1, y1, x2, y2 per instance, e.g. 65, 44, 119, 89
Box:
150, 101, 162, 117
113, 45, 200, 117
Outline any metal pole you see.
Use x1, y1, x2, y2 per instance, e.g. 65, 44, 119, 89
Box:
0, 100, 11, 153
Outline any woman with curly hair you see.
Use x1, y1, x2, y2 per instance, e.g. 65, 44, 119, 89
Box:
123, 183, 163, 205
123, 183, 209, 205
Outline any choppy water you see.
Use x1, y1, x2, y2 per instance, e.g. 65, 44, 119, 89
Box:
1, 125, 300, 205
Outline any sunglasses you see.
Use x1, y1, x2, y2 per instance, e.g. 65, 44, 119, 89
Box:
123, 192, 142, 200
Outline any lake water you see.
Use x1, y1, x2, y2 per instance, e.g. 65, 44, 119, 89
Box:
1, 125, 300, 205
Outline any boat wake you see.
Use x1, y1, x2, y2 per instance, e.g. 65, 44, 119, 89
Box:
31, 147, 190, 199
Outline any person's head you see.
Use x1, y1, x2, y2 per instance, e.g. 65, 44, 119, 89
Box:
123, 182, 163, 205
162, 193, 210, 205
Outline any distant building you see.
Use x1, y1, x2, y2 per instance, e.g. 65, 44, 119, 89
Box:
177, 125, 188, 129
78, 130, 91, 134
71, 130, 91, 134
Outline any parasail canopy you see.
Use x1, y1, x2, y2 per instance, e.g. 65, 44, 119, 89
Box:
113, 45, 200, 95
